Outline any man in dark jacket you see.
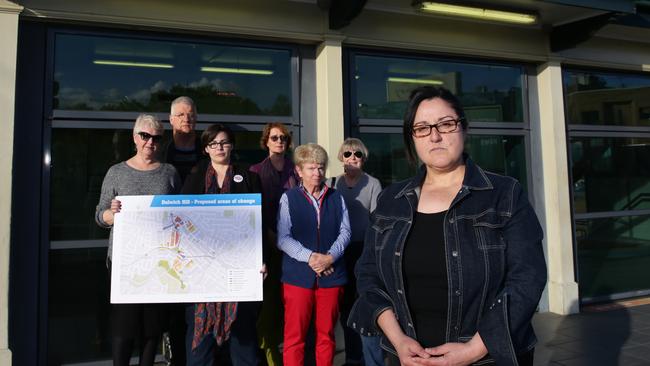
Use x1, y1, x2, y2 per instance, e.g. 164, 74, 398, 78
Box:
164, 96, 203, 182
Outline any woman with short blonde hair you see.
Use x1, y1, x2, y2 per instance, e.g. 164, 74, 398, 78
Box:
277, 143, 351, 366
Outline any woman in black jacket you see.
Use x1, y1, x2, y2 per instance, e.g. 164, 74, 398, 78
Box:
181, 123, 263, 366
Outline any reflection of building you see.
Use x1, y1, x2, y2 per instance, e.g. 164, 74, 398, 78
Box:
2, 0, 650, 364
566, 86, 650, 126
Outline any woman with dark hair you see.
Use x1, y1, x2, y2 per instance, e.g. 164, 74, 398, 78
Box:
350, 86, 547, 366
181, 123, 263, 366
250, 122, 298, 366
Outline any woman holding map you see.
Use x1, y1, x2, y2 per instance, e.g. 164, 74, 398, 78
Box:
277, 143, 351, 366
95, 114, 181, 366
181, 123, 263, 366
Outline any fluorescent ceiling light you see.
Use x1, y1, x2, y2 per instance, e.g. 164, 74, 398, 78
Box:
387, 77, 443, 85
200, 66, 274, 75
418, 2, 537, 25
93, 60, 174, 68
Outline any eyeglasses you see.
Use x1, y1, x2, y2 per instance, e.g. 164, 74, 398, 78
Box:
136, 132, 163, 144
343, 151, 364, 159
269, 135, 288, 143
171, 113, 195, 120
207, 140, 233, 149
411, 119, 463, 138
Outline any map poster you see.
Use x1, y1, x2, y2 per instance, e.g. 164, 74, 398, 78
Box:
110, 193, 263, 304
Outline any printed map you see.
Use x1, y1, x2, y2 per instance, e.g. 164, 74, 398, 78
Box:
111, 194, 263, 303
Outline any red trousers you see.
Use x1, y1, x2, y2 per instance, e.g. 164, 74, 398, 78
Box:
282, 283, 344, 366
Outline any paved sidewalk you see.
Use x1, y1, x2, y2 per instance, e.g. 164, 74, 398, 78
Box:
532, 300, 650, 365
331, 299, 650, 366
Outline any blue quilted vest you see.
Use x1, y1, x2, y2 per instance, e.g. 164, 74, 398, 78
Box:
281, 186, 347, 288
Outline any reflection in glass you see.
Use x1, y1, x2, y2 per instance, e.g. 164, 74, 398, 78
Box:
576, 215, 650, 299
357, 133, 526, 190
54, 34, 292, 115
48, 248, 112, 365
465, 135, 527, 191
570, 137, 650, 213
359, 133, 415, 187
50, 128, 134, 241
353, 54, 524, 122
50, 128, 265, 241
563, 69, 650, 127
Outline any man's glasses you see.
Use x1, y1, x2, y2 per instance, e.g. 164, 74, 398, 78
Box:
411, 118, 463, 138
207, 140, 233, 149
137, 132, 163, 144
343, 151, 364, 159
171, 113, 195, 120
269, 135, 288, 143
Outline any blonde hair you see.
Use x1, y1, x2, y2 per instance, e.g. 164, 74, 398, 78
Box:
133, 114, 163, 135
337, 138, 369, 162
294, 143, 328, 168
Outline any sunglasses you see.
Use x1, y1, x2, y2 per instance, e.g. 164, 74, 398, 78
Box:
137, 132, 163, 144
269, 135, 288, 143
343, 151, 364, 159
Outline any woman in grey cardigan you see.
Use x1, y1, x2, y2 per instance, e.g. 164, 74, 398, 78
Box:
95, 114, 181, 366
329, 138, 383, 366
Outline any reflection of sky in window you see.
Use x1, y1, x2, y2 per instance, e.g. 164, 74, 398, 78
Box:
355, 55, 523, 104
54, 34, 292, 113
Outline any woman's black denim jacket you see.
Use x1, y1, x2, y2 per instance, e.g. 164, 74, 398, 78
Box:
348, 157, 547, 366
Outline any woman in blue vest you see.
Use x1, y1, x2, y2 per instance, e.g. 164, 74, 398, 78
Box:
277, 143, 351, 366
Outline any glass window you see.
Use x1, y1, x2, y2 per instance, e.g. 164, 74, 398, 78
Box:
54, 34, 293, 115
50, 128, 265, 242
353, 54, 525, 122
570, 136, 650, 214
576, 215, 650, 299
564, 69, 650, 127
466, 135, 527, 190
48, 248, 111, 364
359, 132, 414, 187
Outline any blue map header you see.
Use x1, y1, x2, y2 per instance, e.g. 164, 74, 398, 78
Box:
150, 193, 261, 207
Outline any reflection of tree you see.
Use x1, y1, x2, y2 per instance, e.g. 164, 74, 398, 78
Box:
74, 83, 291, 115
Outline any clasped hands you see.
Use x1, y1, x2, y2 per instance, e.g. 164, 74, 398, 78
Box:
308, 252, 334, 277
394, 333, 487, 366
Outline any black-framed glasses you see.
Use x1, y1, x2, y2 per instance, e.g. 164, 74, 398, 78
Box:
207, 140, 233, 149
269, 135, 288, 143
411, 119, 463, 137
343, 151, 364, 159
136, 131, 163, 143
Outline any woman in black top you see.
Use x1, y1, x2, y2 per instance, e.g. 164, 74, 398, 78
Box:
350, 87, 546, 366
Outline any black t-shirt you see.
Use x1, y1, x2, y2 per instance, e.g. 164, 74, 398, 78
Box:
403, 210, 448, 348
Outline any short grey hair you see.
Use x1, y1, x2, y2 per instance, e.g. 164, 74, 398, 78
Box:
170, 96, 197, 115
337, 138, 369, 162
294, 143, 328, 168
133, 114, 163, 135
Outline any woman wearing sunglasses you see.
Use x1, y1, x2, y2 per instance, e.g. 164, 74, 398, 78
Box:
329, 138, 383, 366
181, 123, 264, 366
249, 122, 298, 366
95, 114, 181, 366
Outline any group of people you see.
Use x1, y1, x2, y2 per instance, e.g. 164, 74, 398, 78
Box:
96, 86, 547, 366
